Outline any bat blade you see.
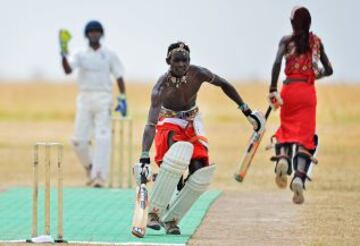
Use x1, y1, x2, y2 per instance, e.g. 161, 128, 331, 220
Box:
234, 106, 272, 182
131, 181, 149, 238
234, 130, 265, 182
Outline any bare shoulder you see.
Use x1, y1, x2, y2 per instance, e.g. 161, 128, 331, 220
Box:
152, 74, 167, 96
192, 65, 211, 75
190, 65, 213, 81
279, 35, 292, 45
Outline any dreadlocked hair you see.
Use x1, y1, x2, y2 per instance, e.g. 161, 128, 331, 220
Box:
166, 42, 190, 64
291, 7, 311, 54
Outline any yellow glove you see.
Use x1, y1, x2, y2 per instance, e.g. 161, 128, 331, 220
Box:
59, 29, 72, 56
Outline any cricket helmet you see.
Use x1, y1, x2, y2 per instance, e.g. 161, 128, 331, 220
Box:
84, 20, 104, 36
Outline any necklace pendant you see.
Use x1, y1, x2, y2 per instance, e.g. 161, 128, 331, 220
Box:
167, 72, 187, 89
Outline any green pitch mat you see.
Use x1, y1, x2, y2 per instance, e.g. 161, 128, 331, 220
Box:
0, 187, 221, 245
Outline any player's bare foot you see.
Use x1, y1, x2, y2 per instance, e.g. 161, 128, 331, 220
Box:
291, 177, 304, 204
275, 159, 288, 188
147, 212, 161, 230
162, 220, 181, 235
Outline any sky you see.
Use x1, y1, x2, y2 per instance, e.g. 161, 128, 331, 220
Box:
0, 0, 358, 83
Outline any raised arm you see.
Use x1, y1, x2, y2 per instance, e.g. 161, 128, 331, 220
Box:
269, 36, 289, 92
61, 56, 72, 74
59, 29, 73, 74
316, 42, 333, 79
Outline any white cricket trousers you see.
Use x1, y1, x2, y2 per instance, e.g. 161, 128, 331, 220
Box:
71, 91, 112, 181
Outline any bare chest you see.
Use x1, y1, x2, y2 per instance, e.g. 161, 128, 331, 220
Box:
161, 75, 202, 111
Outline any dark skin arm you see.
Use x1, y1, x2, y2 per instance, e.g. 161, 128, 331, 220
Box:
141, 76, 164, 153
116, 77, 126, 94
269, 36, 289, 92
199, 68, 248, 109
209, 75, 247, 107
61, 56, 72, 74
317, 43, 333, 79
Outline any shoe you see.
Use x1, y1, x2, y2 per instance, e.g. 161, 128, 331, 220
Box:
291, 177, 304, 204
131, 226, 145, 238
91, 178, 105, 188
275, 159, 288, 189
147, 213, 161, 230
161, 220, 181, 235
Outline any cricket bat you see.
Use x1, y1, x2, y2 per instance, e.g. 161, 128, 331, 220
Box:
234, 106, 272, 182
131, 173, 149, 238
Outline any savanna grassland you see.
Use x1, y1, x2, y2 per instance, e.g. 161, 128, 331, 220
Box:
0, 82, 359, 245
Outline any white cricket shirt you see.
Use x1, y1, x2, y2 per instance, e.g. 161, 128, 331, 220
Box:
69, 46, 124, 92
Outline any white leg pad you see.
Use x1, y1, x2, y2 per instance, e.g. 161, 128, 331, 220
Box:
161, 164, 216, 223
150, 141, 194, 217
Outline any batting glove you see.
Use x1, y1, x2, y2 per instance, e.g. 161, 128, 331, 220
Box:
115, 94, 128, 117
133, 162, 152, 186
59, 29, 72, 56
247, 111, 266, 134
133, 152, 152, 185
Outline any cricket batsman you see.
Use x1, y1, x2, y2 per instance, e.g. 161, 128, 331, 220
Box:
133, 42, 266, 235
59, 21, 128, 187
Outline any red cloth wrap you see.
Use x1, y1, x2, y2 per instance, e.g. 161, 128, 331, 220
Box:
275, 76, 316, 149
154, 121, 209, 167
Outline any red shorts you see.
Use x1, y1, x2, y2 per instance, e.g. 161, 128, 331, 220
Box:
275, 81, 317, 150
154, 121, 209, 166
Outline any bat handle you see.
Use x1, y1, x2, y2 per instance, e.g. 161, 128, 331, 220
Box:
265, 106, 272, 120
140, 173, 147, 185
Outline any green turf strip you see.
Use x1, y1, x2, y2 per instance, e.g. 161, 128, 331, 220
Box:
0, 187, 221, 245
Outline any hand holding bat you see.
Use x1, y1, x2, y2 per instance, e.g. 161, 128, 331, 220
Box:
234, 106, 272, 182
131, 164, 150, 238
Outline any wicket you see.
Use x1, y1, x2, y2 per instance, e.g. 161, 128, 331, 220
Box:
109, 116, 133, 188
29, 142, 65, 243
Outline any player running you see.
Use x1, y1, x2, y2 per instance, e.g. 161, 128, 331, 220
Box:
133, 41, 265, 234
268, 6, 333, 204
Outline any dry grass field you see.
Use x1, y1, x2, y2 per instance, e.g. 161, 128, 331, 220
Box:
0, 81, 359, 245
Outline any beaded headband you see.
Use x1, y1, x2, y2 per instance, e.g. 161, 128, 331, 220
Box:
167, 43, 189, 60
